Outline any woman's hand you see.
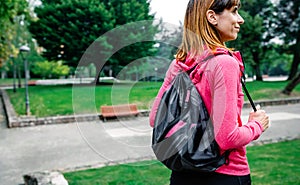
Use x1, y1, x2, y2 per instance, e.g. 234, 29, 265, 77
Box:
248, 105, 270, 132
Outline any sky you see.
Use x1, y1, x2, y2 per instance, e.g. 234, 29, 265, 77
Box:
31, 0, 188, 25
150, 0, 189, 25
150, 0, 279, 25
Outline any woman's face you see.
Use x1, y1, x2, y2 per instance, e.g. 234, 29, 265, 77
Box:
214, 5, 244, 42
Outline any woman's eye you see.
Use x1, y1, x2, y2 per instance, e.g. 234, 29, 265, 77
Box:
232, 6, 238, 13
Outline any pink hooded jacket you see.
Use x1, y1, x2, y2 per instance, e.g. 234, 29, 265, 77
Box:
149, 47, 263, 176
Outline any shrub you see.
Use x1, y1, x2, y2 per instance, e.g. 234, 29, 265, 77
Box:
32, 60, 70, 79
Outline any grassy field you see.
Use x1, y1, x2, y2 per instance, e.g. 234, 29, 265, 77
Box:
6, 82, 162, 116
0, 78, 41, 86
63, 139, 300, 185
5, 80, 300, 117
0, 78, 22, 86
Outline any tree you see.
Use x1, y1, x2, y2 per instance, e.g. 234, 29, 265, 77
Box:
228, 0, 274, 81
228, 11, 265, 80
29, 0, 158, 81
32, 60, 70, 79
282, 72, 300, 95
29, 0, 114, 67
0, 0, 29, 66
100, 0, 158, 77
260, 45, 293, 76
273, 0, 300, 80
156, 21, 183, 60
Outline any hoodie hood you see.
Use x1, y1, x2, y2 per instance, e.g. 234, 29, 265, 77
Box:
176, 47, 244, 84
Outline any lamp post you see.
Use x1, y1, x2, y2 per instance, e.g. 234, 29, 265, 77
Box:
10, 55, 17, 92
19, 45, 31, 116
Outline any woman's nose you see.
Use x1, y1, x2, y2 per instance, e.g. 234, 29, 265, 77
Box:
238, 13, 244, 24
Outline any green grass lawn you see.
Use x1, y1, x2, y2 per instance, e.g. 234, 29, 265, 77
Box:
247, 140, 300, 185
6, 82, 162, 117
5, 80, 300, 117
63, 139, 300, 185
0, 78, 22, 86
244, 81, 300, 101
0, 78, 40, 86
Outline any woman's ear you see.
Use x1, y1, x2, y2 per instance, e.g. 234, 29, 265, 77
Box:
206, 10, 218, 26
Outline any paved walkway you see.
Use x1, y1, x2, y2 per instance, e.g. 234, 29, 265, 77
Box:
0, 99, 299, 184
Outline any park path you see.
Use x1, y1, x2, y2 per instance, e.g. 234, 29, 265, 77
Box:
0, 100, 299, 185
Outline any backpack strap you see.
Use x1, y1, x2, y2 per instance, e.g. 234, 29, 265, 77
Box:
183, 51, 257, 112
186, 55, 216, 74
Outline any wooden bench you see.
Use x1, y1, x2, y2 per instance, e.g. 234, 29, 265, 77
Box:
100, 104, 139, 121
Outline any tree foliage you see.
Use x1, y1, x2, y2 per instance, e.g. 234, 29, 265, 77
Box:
0, 0, 29, 66
32, 60, 70, 79
156, 21, 183, 60
261, 46, 292, 76
29, 0, 158, 79
228, 10, 265, 80
273, 0, 300, 80
29, 0, 114, 67
228, 0, 274, 81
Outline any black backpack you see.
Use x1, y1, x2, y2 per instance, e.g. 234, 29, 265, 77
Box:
151, 54, 256, 172
151, 66, 228, 172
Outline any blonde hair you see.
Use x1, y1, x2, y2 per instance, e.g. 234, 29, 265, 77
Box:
176, 0, 240, 62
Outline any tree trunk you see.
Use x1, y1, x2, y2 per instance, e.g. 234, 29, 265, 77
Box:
282, 72, 300, 95
253, 51, 263, 81
94, 64, 102, 84
17, 62, 22, 88
287, 31, 300, 80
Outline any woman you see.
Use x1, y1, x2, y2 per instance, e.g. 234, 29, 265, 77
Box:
149, 0, 270, 184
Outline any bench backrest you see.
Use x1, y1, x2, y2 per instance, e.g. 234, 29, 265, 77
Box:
101, 104, 138, 117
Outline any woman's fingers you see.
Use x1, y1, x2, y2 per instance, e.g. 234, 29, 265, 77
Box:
256, 104, 261, 110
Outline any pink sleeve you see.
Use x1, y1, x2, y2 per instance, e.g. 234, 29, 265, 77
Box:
149, 60, 181, 127
212, 55, 263, 150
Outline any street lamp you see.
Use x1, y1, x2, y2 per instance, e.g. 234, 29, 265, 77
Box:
10, 55, 16, 93
19, 45, 31, 116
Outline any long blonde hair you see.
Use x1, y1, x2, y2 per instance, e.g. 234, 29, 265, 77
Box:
176, 0, 240, 62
